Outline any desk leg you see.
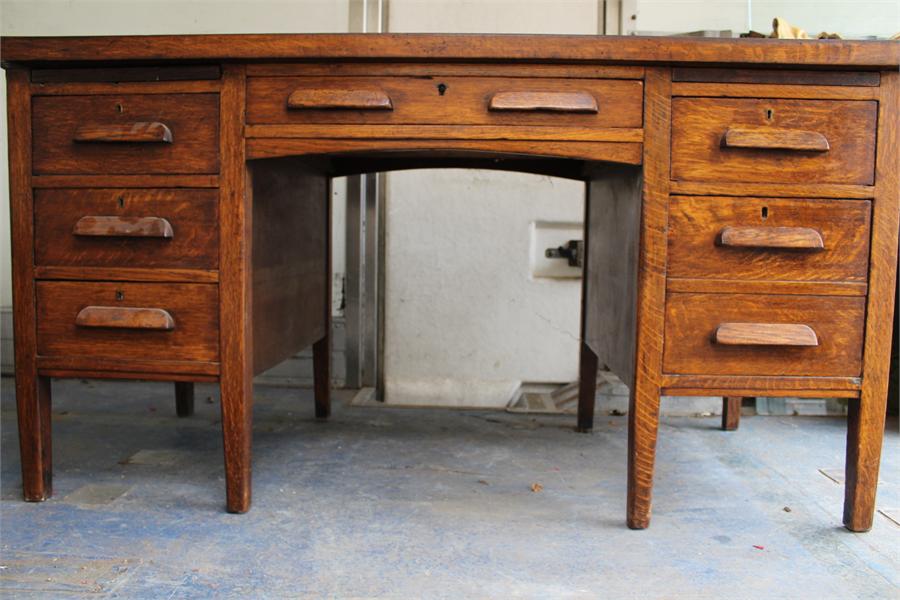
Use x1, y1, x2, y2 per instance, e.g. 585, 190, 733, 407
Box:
175, 382, 195, 417
844, 394, 887, 532
8, 69, 51, 501
627, 382, 660, 529
219, 63, 252, 514
721, 397, 744, 431
313, 333, 331, 420
626, 67, 670, 530
576, 343, 598, 432
16, 374, 52, 501
843, 68, 898, 532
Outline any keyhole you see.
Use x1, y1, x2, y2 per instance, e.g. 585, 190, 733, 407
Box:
117, 196, 125, 208
436, 83, 447, 96
115, 103, 124, 113
115, 290, 125, 301
765, 108, 774, 120
761, 206, 769, 220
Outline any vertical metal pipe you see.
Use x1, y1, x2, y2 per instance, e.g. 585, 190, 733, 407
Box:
345, 0, 388, 392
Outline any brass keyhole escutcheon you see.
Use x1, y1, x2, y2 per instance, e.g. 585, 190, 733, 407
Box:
765, 108, 774, 120
761, 206, 769, 220
116, 290, 125, 301
117, 196, 125, 208
437, 82, 448, 96
115, 102, 124, 113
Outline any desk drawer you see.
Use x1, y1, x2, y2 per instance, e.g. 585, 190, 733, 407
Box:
671, 97, 876, 185
247, 76, 643, 128
667, 196, 871, 284
32, 93, 219, 175
35, 188, 218, 270
36, 281, 219, 363
663, 293, 865, 377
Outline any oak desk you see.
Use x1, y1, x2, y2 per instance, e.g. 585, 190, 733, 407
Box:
2, 34, 898, 530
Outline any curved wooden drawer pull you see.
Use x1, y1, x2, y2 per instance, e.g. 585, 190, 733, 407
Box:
73, 216, 174, 239
722, 127, 829, 152
488, 91, 598, 113
717, 226, 824, 250
73, 121, 173, 143
75, 306, 175, 331
714, 323, 819, 347
287, 89, 393, 110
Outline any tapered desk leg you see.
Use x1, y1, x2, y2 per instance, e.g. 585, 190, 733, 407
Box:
175, 382, 195, 417
219, 63, 252, 514
313, 333, 331, 420
843, 394, 887, 532
626, 67, 670, 530
721, 397, 744, 431
8, 69, 50, 502
576, 342, 598, 433
843, 68, 898, 532
17, 374, 52, 501
627, 379, 661, 530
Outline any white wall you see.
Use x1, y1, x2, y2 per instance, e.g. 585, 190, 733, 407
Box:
626, 1, 899, 37
382, 0, 600, 406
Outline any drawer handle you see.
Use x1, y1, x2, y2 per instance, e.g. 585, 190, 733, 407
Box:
73, 122, 174, 143
73, 216, 174, 239
286, 89, 393, 110
488, 91, 598, 113
75, 306, 175, 331
714, 323, 819, 347
722, 127, 829, 152
717, 226, 824, 250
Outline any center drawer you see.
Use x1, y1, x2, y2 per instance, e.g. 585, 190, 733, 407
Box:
32, 93, 220, 175
36, 281, 219, 363
247, 76, 643, 128
34, 188, 219, 270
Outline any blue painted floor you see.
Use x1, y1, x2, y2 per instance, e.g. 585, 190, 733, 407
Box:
1, 376, 898, 599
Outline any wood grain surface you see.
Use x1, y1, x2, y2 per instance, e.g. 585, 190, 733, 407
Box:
667, 196, 870, 285
3, 34, 897, 67
627, 67, 671, 530
844, 69, 900, 532
7, 68, 53, 502
713, 322, 819, 347
35, 188, 218, 270
249, 158, 329, 375
75, 306, 176, 331
663, 293, 865, 377
33, 93, 219, 175
37, 281, 219, 362
217, 64, 253, 514
717, 226, 824, 250
671, 98, 877, 185
73, 121, 173, 143
248, 76, 642, 127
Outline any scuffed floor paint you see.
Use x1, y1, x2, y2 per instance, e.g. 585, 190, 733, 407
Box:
1, 377, 898, 599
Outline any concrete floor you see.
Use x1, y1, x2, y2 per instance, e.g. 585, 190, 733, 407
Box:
0, 377, 898, 599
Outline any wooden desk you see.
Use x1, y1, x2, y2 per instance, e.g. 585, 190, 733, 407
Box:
3, 34, 898, 531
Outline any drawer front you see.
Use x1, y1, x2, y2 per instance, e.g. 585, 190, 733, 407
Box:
671, 98, 877, 185
663, 293, 865, 377
668, 196, 871, 283
35, 189, 218, 270
33, 93, 219, 175
247, 76, 643, 128
37, 281, 219, 362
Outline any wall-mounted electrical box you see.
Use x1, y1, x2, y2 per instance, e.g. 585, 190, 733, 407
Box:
530, 221, 583, 279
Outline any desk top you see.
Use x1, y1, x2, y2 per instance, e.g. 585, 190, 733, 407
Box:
2, 34, 899, 68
